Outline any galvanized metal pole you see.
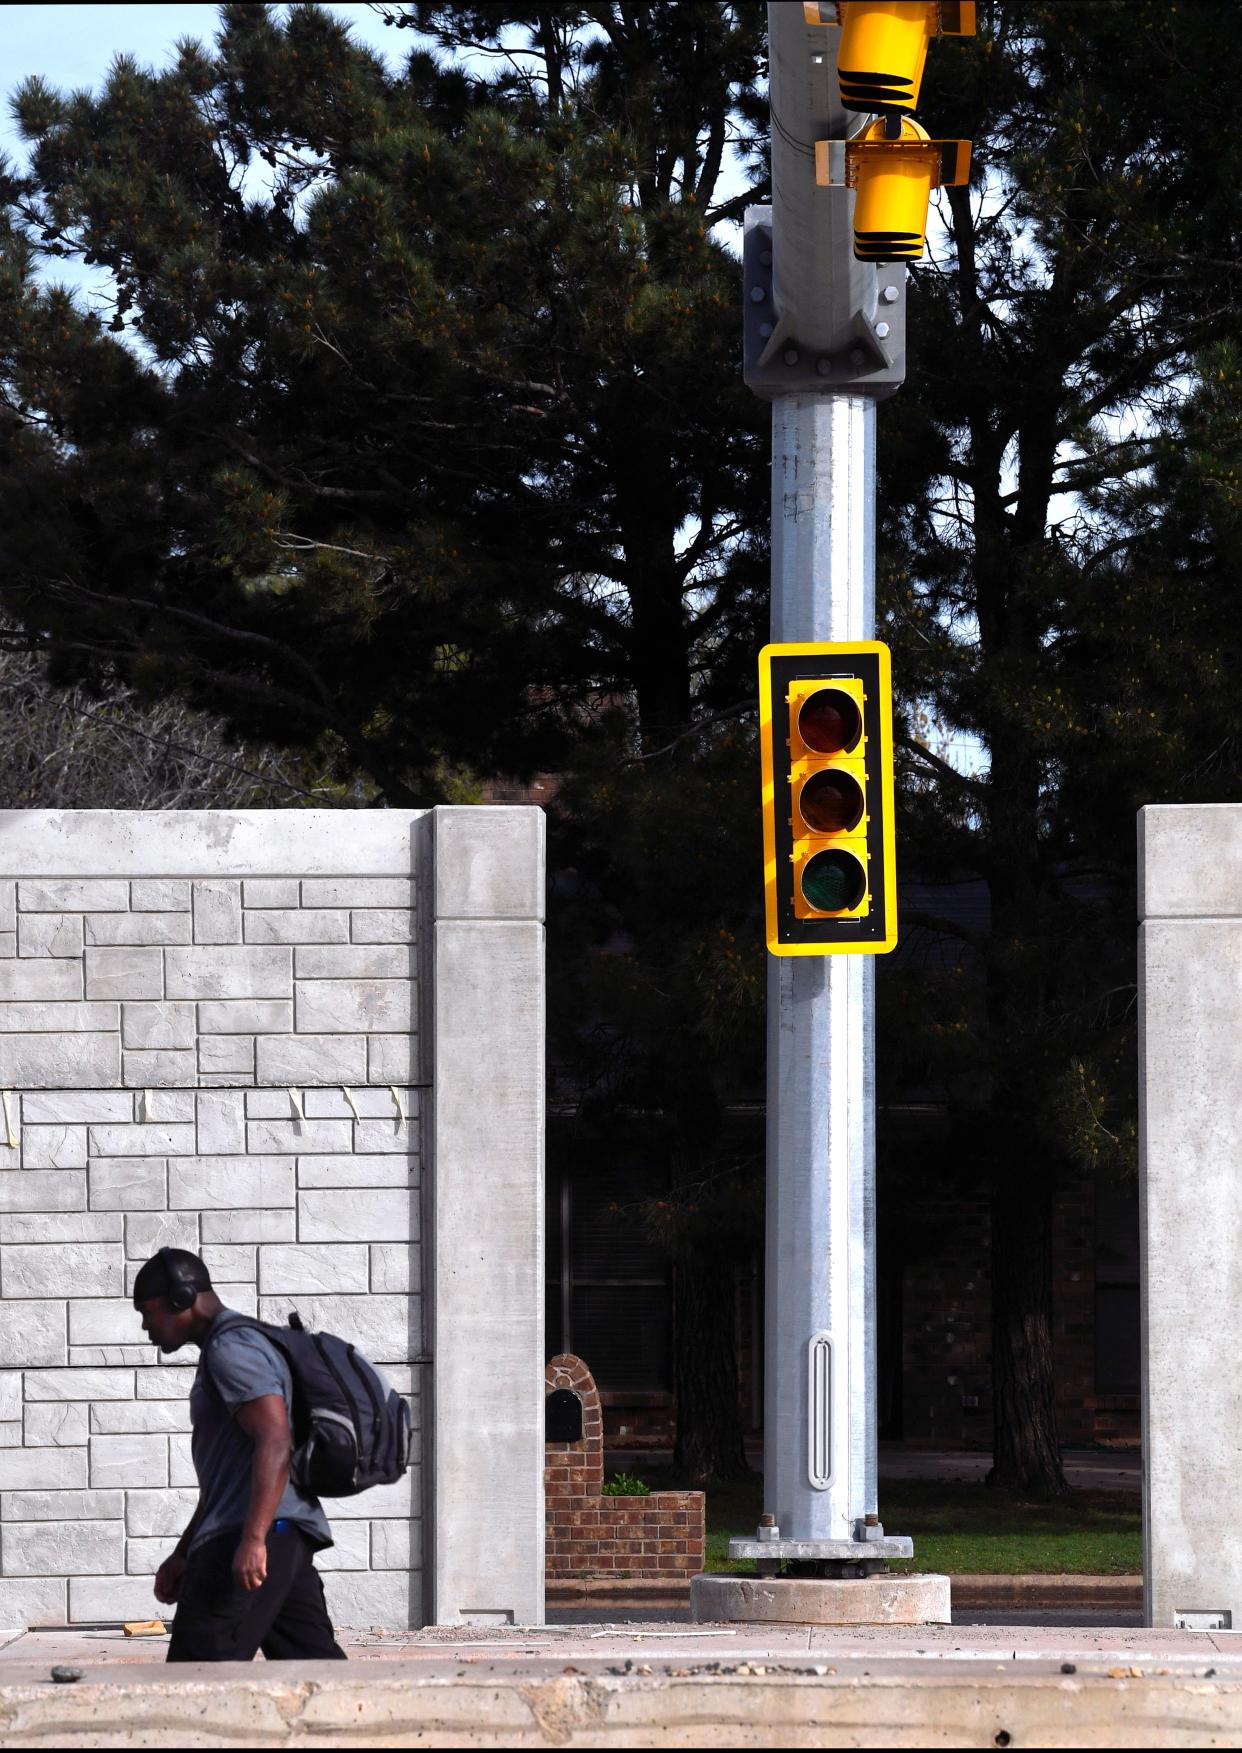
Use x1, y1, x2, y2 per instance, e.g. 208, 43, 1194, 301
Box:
711, 0, 949, 1608
726, 2, 912, 1580
764, 395, 877, 1543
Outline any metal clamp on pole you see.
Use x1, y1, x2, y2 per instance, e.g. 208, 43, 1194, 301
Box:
744, 3, 907, 399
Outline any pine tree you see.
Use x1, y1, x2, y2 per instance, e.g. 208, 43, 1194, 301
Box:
881, 0, 1242, 1493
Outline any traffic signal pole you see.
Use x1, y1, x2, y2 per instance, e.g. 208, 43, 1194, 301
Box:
727, 4, 909, 1574
765, 394, 880, 1547
712, 3, 922, 1598
696, 1, 969, 1619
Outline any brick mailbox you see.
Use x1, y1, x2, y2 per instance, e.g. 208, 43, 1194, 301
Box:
544, 1354, 704, 1588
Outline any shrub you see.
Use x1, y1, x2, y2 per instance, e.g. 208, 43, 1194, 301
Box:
601, 1472, 651, 1496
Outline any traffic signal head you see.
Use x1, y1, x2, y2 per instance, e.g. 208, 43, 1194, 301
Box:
834, 1, 976, 123
839, 115, 971, 261
759, 643, 897, 956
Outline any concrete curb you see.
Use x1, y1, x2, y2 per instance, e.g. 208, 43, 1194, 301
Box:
950, 1574, 1143, 1609
0, 1648, 1236, 1747
549, 1574, 1144, 1613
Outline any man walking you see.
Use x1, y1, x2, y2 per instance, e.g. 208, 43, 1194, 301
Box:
131, 1247, 346, 1663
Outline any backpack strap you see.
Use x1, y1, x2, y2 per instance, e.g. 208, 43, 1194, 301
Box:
199, 1313, 295, 1405
199, 1316, 312, 1453
198, 1312, 253, 1404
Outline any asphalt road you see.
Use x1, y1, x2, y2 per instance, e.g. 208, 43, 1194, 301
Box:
876, 1447, 1140, 1493
620, 1446, 1143, 1494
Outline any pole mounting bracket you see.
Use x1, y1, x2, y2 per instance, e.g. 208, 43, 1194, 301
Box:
743, 208, 908, 400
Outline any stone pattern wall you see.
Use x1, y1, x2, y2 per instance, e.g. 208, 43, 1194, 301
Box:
0, 870, 423, 1629
0, 876, 416, 1088
544, 1355, 703, 1581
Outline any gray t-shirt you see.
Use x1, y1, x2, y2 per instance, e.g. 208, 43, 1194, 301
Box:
188, 1312, 332, 1554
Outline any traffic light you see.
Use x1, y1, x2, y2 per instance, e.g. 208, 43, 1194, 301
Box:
834, 2, 976, 125
829, 117, 971, 262
759, 641, 897, 956
808, 0, 975, 264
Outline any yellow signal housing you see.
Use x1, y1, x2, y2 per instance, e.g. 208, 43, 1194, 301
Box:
759, 642, 898, 957
833, 2, 976, 119
816, 117, 971, 262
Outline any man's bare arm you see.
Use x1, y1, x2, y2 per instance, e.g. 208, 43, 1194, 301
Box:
153, 1497, 205, 1605
232, 1393, 292, 1591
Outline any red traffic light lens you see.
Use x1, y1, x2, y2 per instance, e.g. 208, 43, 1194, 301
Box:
801, 849, 867, 914
799, 769, 864, 835
798, 688, 862, 754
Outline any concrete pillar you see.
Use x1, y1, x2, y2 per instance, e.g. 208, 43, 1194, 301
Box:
1140, 804, 1242, 1629
428, 807, 545, 1625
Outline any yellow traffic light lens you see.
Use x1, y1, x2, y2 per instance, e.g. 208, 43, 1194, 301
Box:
797, 688, 862, 754
802, 849, 867, 914
799, 769, 864, 835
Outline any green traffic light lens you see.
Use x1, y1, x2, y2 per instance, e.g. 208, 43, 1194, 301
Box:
799, 769, 864, 835
798, 688, 862, 755
801, 849, 867, 914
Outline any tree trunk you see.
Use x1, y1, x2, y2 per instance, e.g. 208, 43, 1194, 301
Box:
987, 1167, 1069, 1497
673, 1250, 750, 1483
946, 174, 1071, 1503
628, 564, 692, 750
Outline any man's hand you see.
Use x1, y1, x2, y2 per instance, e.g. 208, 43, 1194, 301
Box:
153, 1551, 188, 1605
232, 1532, 269, 1593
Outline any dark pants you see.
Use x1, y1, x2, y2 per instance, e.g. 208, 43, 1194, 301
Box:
167, 1524, 347, 1663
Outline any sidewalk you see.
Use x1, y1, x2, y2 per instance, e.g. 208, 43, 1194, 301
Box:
0, 1621, 1234, 1746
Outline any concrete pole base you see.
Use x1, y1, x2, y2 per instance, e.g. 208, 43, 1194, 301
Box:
690, 1571, 952, 1626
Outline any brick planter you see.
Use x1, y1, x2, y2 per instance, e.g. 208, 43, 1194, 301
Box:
545, 1355, 704, 1582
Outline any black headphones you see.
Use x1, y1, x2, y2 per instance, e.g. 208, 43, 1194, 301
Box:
158, 1248, 198, 1312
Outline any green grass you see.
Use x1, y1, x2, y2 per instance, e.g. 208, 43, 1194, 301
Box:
650, 1471, 1141, 1577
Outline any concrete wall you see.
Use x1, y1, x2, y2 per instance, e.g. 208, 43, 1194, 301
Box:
0, 808, 544, 1630
1140, 804, 1242, 1629
429, 808, 546, 1625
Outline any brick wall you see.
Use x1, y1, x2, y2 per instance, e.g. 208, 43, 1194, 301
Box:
545, 1354, 703, 1580
0, 860, 423, 1628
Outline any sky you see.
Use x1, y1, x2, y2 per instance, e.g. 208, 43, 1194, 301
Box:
1, 3, 404, 164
